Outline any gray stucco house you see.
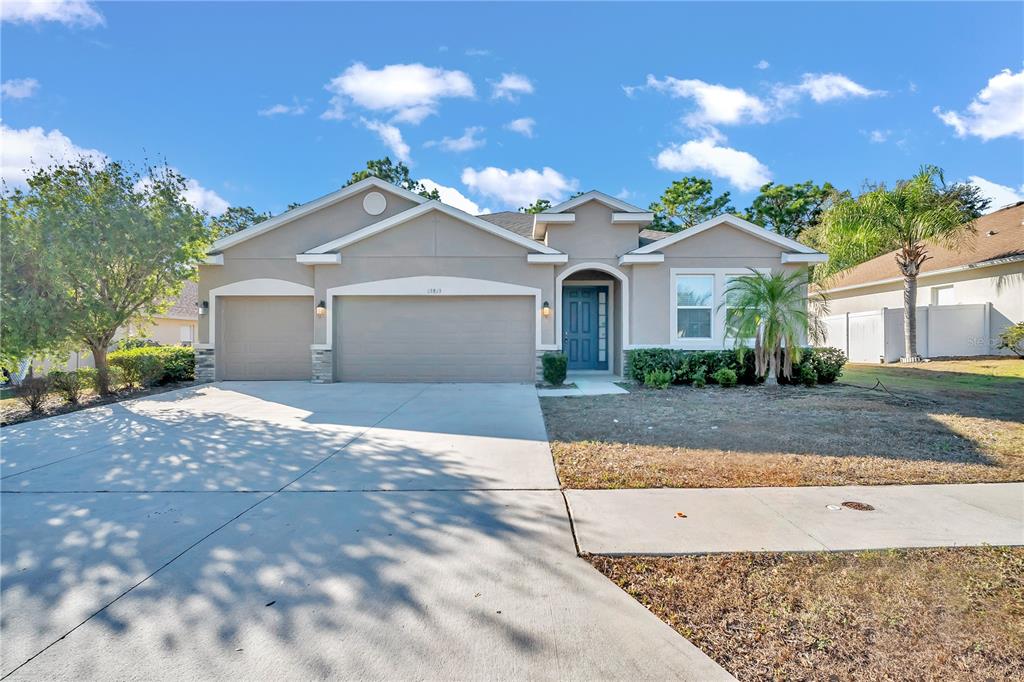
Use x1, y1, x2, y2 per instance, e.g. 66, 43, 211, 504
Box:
197, 177, 826, 382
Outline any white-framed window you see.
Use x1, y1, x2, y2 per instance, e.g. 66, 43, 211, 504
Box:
675, 274, 714, 339
931, 285, 954, 306
179, 325, 194, 345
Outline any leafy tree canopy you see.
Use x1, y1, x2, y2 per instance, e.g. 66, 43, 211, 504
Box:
208, 205, 272, 238
1, 159, 210, 391
345, 157, 440, 200
743, 180, 839, 240
520, 199, 552, 214
649, 177, 734, 232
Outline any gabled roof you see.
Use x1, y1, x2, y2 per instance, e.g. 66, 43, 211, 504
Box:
824, 202, 1024, 292
305, 200, 564, 255
208, 177, 428, 253
477, 211, 537, 239
629, 213, 820, 255
548, 190, 648, 214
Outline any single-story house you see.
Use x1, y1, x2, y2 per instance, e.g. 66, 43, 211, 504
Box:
821, 202, 1023, 360
196, 177, 826, 382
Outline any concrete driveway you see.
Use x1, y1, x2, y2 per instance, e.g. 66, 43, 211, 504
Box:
1, 382, 728, 680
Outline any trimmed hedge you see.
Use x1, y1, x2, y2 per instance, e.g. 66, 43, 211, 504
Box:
108, 346, 195, 388
626, 347, 846, 387
541, 352, 568, 386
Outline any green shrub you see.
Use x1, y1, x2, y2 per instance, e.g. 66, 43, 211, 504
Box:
643, 369, 672, 389
108, 347, 195, 388
712, 367, 737, 387
692, 368, 707, 388
799, 363, 818, 387
117, 337, 160, 351
49, 370, 87, 404
997, 322, 1024, 358
541, 352, 568, 386
15, 376, 50, 412
627, 348, 683, 382
810, 347, 846, 383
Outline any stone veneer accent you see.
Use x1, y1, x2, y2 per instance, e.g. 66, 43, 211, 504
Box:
195, 347, 216, 383
312, 347, 334, 383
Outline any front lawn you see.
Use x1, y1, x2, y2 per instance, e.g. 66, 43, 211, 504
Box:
541, 358, 1024, 488
590, 547, 1024, 681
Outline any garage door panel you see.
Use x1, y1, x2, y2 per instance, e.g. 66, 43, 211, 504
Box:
336, 296, 535, 382
219, 296, 312, 380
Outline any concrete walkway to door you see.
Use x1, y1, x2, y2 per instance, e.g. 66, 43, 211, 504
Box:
1, 382, 729, 680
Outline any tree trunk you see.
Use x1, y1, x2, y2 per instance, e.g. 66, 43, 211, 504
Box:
765, 347, 779, 387
91, 343, 110, 395
903, 274, 919, 360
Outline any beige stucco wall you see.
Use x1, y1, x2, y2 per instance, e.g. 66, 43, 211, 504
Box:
545, 200, 641, 257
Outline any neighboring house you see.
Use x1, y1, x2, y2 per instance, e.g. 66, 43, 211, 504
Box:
197, 177, 826, 383
821, 202, 1023, 361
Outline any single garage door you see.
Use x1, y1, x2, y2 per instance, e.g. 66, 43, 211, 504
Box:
336, 296, 535, 382
218, 296, 312, 380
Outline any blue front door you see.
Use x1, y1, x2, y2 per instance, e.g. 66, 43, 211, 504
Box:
563, 286, 608, 370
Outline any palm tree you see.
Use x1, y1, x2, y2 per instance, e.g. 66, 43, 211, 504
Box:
722, 269, 824, 386
817, 166, 977, 361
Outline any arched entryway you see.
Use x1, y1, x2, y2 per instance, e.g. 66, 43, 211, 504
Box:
555, 263, 629, 376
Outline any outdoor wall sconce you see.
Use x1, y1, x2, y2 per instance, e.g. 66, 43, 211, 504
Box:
199, 301, 209, 315
315, 300, 327, 318
541, 301, 551, 317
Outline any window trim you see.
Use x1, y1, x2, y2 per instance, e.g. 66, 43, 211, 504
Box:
668, 268, 771, 349
674, 274, 715, 341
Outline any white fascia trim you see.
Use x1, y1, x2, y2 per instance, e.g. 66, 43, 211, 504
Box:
619, 254, 665, 265
324, 276, 546, 350
527, 253, 569, 264
822, 254, 1024, 294
549, 190, 647, 214
611, 212, 655, 224
629, 213, 819, 255
781, 252, 829, 264
296, 253, 342, 264
203, 254, 224, 265
555, 262, 630, 348
534, 213, 576, 224
208, 177, 428, 254
206, 278, 314, 346
307, 200, 562, 256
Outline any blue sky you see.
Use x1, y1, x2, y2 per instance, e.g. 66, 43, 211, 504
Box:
3, 1, 1023, 218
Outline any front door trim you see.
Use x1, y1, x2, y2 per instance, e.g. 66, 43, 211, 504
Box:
562, 283, 611, 370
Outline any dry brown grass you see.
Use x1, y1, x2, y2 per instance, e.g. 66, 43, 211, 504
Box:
542, 363, 1024, 488
590, 547, 1024, 682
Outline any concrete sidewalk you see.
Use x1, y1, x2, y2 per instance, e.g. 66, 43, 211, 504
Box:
566, 482, 1024, 555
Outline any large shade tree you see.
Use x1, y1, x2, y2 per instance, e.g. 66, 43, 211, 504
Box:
649, 177, 734, 232
817, 165, 981, 361
722, 269, 824, 385
744, 180, 839, 240
1, 159, 210, 393
345, 157, 440, 200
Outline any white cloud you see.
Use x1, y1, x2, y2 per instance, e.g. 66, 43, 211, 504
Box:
637, 72, 883, 127
361, 118, 411, 163
322, 62, 474, 124
425, 126, 486, 153
614, 188, 634, 201
654, 131, 771, 192
1, 0, 104, 27
491, 73, 534, 101
257, 99, 307, 117
2, 77, 40, 99
864, 129, 891, 143
755, 60, 770, 70
785, 73, 885, 103
968, 176, 1024, 212
934, 68, 1024, 141
461, 166, 578, 208
505, 117, 536, 138
0, 122, 106, 187
644, 75, 771, 126
420, 178, 489, 214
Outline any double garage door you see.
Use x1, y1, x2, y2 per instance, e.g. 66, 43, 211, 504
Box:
217, 295, 535, 383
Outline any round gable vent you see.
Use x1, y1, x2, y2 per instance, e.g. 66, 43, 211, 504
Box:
363, 191, 387, 216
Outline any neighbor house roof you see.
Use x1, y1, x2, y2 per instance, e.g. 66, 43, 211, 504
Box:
824, 202, 1024, 292
159, 281, 198, 320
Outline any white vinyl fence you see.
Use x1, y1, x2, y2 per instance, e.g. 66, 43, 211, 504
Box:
822, 303, 994, 363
